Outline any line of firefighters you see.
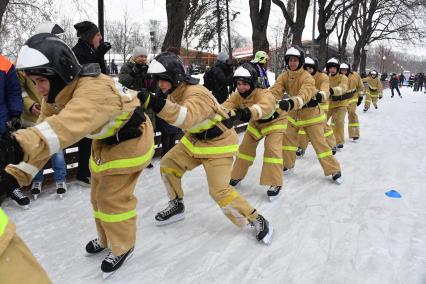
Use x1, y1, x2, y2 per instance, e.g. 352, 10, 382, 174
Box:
0, 34, 384, 283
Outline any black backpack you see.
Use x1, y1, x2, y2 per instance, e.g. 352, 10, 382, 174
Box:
203, 68, 216, 91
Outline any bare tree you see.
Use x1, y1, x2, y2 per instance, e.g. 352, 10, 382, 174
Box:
249, 0, 271, 56
106, 15, 133, 63
162, 0, 190, 52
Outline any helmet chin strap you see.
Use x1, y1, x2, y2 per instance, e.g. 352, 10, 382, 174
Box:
45, 74, 67, 103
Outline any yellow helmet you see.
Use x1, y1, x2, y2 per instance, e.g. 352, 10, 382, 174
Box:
254, 51, 268, 64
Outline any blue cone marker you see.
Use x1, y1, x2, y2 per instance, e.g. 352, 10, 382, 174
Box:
385, 189, 402, 198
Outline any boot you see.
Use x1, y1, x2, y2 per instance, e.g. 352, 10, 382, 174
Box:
85, 238, 106, 256
9, 188, 30, 209
56, 181, 67, 198
250, 214, 273, 245
101, 247, 134, 279
266, 186, 282, 202
155, 198, 185, 226
31, 181, 42, 199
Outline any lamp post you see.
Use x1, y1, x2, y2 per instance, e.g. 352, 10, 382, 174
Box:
381, 55, 386, 74
325, 19, 333, 60
149, 31, 156, 58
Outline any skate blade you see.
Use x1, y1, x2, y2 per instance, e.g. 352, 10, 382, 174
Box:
333, 176, 344, 185
14, 200, 29, 210
261, 225, 274, 245
57, 194, 65, 199
283, 169, 294, 176
85, 248, 108, 257
102, 251, 134, 279
32, 194, 38, 200
267, 193, 280, 202
155, 213, 185, 226
351, 139, 359, 143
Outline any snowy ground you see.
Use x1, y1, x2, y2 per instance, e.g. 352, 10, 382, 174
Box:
3, 87, 426, 284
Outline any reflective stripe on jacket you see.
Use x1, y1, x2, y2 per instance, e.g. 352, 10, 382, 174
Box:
0, 208, 16, 256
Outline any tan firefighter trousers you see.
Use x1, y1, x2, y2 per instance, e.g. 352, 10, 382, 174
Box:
364, 93, 379, 110
297, 123, 336, 152
347, 102, 360, 138
159, 142, 258, 227
327, 106, 347, 145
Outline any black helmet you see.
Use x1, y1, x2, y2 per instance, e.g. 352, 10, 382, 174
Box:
233, 62, 258, 97
16, 33, 81, 102
147, 52, 198, 88
284, 46, 305, 70
326, 57, 340, 75
304, 56, 318, 74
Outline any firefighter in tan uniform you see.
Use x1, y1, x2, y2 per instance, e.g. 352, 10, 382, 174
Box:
363, 70, 383, 111
3, 34, 154, 277
296, 57, 337, 157
0, 208, 51, 284
269, 47, 343, 184
326, 58, 349, 150
139, 52, 273, 244
222, 63, 286, 201
340, 63, 364, 141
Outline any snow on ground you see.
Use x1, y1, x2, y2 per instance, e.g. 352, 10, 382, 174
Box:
3, 87, 426, 284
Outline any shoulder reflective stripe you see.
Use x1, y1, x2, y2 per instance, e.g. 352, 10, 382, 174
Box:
0, 209, 9, 237
34, 121, 60, 155
261, 124, 286, 135
86, 112, 130, 139
324, 130, 334, 137
282, 145, 298, 151
188, 114, 223, 133
22, 91, 29, 98
10, 162, 39, 178
348, 123, 360, 127
263, 157, 283, 164
298, 129, 307, 135
237, 152, 255, 162
94, 209, 136, 223
90, 142, 154, 173
252, 104, 262, 119
171, 106, 188, 127
217, 189, 240, 208
181, 136, 238, 155
160, 166, 183, 178
317, 150, 333, 159
288, 114, 326, 127
247, 124, 262, 139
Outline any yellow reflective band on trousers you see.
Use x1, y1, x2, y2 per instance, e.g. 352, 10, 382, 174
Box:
298, 129, 307, 135
237, 152, 255, 162
349, 123, 360, 127
317, 150, 333, 159
247, 124, 262, 140
367, 92, 379, 97
160, 166, 183, 177
90, 142, 154, 173
288, 114, 326, 127
181, 136, 238, 155
217, 189, 240, 208
0, 208, 9, 237
188, 114, 223, 133
94, 209, 137, 223
88, 112, 130, 140
263, 157, 283, 164
261, 124, 286, 135
282, 145, 298, 151
324, 129, 334, 137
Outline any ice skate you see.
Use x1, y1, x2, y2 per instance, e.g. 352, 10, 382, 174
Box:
267, 186, 282, 202
250, 214, 273, 245
101, 247, 134, 279
155, 198, 185, 226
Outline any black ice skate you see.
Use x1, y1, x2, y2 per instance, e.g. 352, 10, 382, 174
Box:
9, 188, 30, 209
351, 137, 359, 143
332, 146, 337, 155
296, 147, 305, 157
56, 181, 67, 199
250, 214, 273, 245
332, 171, 344, 184
155, 198, 185, 226
85, 238, 106, 256
283, 167, 294, 175
363, 108, 368, 112
31, 181, 42, 200
229, 178, 241, 186
101, 247, 134, 279
267, 186, 282, 202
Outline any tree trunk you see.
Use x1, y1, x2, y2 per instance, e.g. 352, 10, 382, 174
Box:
0, 0, 9, 29
281, 0, 295, 48
162, 0, 190, 52
249, 0, 271, 56
291, 0, 310, 47
318, 36, 327, 69
359, 49, 367, 74
340, 2, 360, 61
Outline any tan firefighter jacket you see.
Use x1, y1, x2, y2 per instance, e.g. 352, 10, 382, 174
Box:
312, 72, 331, 112
155, 82, 239, 159
269, 68, 322, 128
222, 88, 287, 141
17, 71, 43, 126
362, 76, 383, 97
347, 71, 364, 105
328, 73, 349, 108
6, 74, 154, 186
0, 208, 15, 257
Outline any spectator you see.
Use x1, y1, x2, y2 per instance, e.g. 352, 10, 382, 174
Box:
399, 72, 405, 87
418, 73, 424, 92
72, 21, 112, 186
111, 59, 118, 75
389, 73, 402, 98
203, 51, 233, 103
252, 50, 270, 88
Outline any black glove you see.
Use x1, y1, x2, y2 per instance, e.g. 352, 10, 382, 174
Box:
329, 88, 334, 95
0, 169, 20, 196
97, 41, 112, 55
0, 134, 23, 169
315, 92, 323, 103
8, 116, 22, 131
137, 89, 166, 113
101, 107, 146, 145
357, 96, 363, 106
278, 99, 294, 112
234, 107, 252, 122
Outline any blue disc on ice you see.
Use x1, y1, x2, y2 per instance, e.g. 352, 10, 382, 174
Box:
385, 189, 401, 198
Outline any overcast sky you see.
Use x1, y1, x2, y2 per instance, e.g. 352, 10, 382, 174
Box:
57, 0, 425, 57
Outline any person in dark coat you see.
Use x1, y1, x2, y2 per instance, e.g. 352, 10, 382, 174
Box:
72, 21, 112, 186
399, 72, 405, 87
203, 51, 233, 104
389, 73, 402, 98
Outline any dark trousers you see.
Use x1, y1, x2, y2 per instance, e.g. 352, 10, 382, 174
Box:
391, 87, 402, 97
161, 134, 177, 157
77, 138, 92, 179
